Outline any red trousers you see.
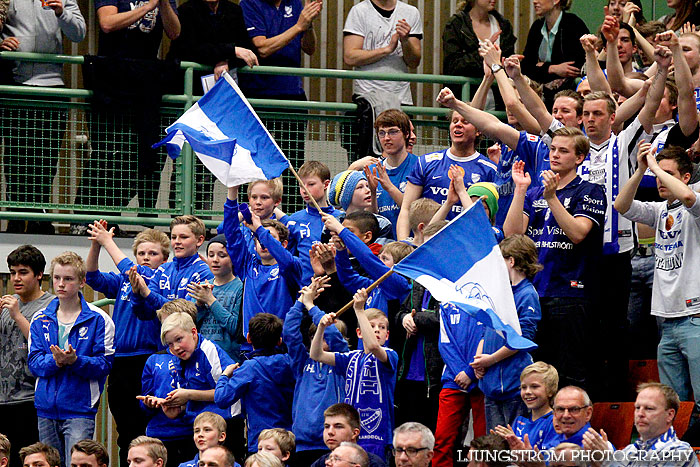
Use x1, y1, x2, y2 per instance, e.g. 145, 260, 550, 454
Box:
433, 387, 486, 467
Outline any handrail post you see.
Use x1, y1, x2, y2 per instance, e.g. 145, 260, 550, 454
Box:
461, 80, 470, 102
181, 65, 195, 215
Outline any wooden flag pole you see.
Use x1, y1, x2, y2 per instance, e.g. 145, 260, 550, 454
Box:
287, 162, 323, 214
335, 270, 395, 317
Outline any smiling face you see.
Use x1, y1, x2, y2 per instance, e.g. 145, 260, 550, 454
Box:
449, 111, 478, 149
634, 388, 675, 440
552, 97, 583, 127
608, 0, 627, 18
533, 0, 558, 17
193, 422, 226, 453
52, 264, 84, 300
248, 182, 281, 219
553, 388, 592, 436
520, 374, 551, 412
617, 28, 637, 65
171, 224, 204, 259
136, 241, 166, 269
165, 326, 198, 360
10, 263, 42, 301
206, 242, 232, 279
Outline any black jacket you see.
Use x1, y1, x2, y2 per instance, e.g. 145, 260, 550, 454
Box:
521, 11, 588, 85
442, 9, 517, 78
395, 281, 443, 397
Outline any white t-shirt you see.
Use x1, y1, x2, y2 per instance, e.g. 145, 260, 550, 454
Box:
624, 195, 700, 317
343, 0, 422, 104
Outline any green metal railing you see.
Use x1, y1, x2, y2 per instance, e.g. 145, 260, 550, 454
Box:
0, 52, 496, 229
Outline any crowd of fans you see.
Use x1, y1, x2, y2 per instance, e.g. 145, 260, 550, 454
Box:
3, 0, 700, 465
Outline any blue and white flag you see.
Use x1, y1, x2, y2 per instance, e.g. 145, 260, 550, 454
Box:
153, 73, 289, 187
393, 202, 536, 351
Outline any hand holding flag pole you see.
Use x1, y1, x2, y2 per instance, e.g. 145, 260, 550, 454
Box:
334, 269, 394, 317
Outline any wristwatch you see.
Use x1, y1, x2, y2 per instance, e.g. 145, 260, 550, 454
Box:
490, 63, 504, 74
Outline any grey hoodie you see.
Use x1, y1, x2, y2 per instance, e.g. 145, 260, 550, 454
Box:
2, 0, 85, 85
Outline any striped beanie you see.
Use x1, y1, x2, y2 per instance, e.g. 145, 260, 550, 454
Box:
467, 182, 499, 223
328, 170, 367, 211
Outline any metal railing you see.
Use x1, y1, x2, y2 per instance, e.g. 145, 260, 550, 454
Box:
0, 52, 497, 229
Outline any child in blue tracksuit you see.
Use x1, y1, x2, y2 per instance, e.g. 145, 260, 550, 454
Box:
310, 288, 398, 462
130, 216, 213, 317
283, 277, 348, 465
322, 211, 411, 316
508, 361, 558, 450
285, 161, 343, 284
223, 186, 303, 352
471, 234, 542, 430
215, 313, 295, 454
433, 302, 485, 467
158, 303, 239, 422
86, 221, 170, 467
28, 252, 115, 467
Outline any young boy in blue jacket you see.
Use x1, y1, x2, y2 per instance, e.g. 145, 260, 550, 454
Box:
28, 252, 115, 467
86, 221, 170, 467
282, 276, 348, 466
129, 215, 213, 316
215, 313, 295, 455
159, 306, 239, 422
224, 186, 302, 351
470, 234, 542, 430
285, 161, 343, 284
310, 289, 398, 461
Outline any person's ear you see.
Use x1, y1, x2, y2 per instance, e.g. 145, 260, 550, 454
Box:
351, 428, 361, 441
356, 328, 362, 339
197, 235, 205, 247
247, 333, 252, 344
323, 179, 331, 190
282, 452, 291, 462
219, 431, 227, 444
281, 240, 289, 249
363, 231, 373, 244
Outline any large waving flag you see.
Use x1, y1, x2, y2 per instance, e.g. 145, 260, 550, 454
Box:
153, 73, 289, 187
393, 202, 536, 351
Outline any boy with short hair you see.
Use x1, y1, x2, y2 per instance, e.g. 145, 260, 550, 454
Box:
86, 222, 170, 467
1, 245, 55, 467
178, 412, 240, 467
215, 313, 295, 454
310, 289, 399, 461
407, 198, 440, 246
19, 443, 60, 467
282, 277, 348, 466
27, 252, 115, 467
310, 404, 386, 467
0, 434, 9, 467
257, 429, 295, 464
187, 234, 243, 361
130, 215, 214, 316
158, 311, 238, 422
286, 161, 343, 284
69, 439, 109, 467
127, 436, 167, 467
223, 186, 303, 351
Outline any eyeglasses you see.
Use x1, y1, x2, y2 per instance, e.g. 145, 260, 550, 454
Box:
553, 405, 588, 415
392, 447, 429, 457
377, 129, 401, 138
325, 455, 359, 465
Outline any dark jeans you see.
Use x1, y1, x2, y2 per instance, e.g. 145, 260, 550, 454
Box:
535, 297, 592, 391
108, 354, 151, 467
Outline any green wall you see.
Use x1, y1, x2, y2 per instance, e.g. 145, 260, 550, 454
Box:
570, 0, 673, 32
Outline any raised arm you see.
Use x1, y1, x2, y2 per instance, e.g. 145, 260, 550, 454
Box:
603, 15, 643, 97
396, 182, 423, 240
580, 34, 612, 95
658, 31, 698, 136
309, 313, 337, 365
506, 56, 554, 136
436, 87, 520, 150
96, 0, 158, 34
639, 45, 671, 132
503, 161, 531, 236
353, 289, 387, 362
615, 142, 649, 214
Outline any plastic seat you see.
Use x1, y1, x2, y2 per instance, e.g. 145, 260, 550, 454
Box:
590, 402, 636, 449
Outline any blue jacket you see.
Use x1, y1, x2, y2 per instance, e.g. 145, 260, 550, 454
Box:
335, 228, 410, 313
86, 258, 162, 357
438, 303, 483, 392
215, 350, 295, 451
28, 294, 115, 419
478, 279, 540, 401
223, 199, 303, 348
132, 253, 213, 317
286, 205, 343, 285
140, 352, 193, 440
283, 301, 347, 452
178, 336, 238, 420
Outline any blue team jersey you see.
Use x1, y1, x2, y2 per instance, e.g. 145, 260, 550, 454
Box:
373, 154, 418, 237
335, 348, 399, 458
495, 132, 551, 228
406, 149, 497, 220
512, 411, 557, 450
523, 176, 606, 298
